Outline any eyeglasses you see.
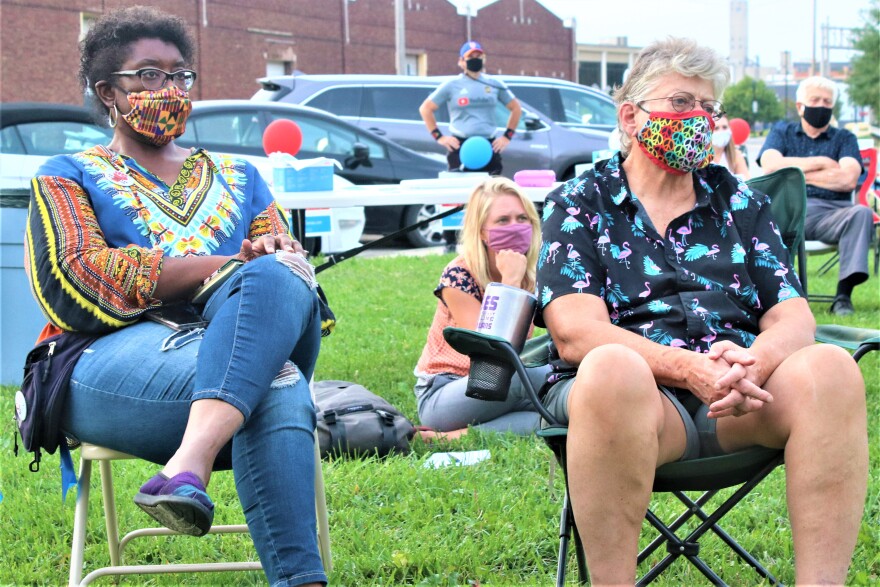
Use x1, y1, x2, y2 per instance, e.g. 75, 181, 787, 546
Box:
110, 68, 197, 91
636, 92, 725, 120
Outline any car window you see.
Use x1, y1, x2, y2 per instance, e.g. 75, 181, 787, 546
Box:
0, 126, 27, 154
5, 121, 111, 156
362, 86, 439, 122
266, 111, 388, 160
509, 86, 556, 120
304, 87, 362, 118
494, 102, 529, 131
183, 111, 264, 149
558, 88, 617, 126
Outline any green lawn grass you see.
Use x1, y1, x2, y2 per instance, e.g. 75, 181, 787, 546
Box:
0, 251, 877, 586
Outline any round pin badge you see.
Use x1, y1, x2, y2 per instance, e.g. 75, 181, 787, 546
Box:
14, 390, 27, 422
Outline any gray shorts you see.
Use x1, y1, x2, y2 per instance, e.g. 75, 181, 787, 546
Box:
541, 377, 725, 461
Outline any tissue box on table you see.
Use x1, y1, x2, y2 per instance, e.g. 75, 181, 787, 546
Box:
271, 155, 339, 192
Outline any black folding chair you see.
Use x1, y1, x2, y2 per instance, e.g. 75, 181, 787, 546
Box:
444, 327, 784, 586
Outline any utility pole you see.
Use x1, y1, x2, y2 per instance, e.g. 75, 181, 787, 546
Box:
782, 50, 791, 120
811, 0, 817, 75
394, 0, 406, 75
751, 55, 760, 127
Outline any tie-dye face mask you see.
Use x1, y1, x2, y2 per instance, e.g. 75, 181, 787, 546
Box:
635, 110, 715, 175
120, 86, 192, 147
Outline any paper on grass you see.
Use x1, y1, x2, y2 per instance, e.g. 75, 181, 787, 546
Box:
423, 449, 491, 469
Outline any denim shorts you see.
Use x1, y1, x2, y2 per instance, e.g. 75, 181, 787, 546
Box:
541, 377, 725, 461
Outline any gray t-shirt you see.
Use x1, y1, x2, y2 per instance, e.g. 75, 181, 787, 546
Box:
428, 73, 515, 139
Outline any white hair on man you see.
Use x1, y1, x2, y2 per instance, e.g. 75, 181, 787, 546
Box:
796, 76, 839, 105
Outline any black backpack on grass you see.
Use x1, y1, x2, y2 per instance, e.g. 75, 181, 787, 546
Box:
313, 380, 415, 459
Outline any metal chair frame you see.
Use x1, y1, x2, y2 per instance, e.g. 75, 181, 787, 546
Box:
68, 437, 331, 586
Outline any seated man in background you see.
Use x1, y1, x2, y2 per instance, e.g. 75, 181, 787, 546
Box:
758, 75, 870, 316
537, 38, 868, 584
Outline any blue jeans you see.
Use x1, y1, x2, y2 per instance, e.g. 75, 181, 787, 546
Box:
63, 254, 327, 586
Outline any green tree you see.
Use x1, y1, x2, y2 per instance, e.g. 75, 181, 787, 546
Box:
721, 77, 784, 128
846, 0, 879, 121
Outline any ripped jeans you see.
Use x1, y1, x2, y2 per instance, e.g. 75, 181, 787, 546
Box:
63, 254, 326, 586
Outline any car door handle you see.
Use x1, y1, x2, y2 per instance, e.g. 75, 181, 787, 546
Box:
367, 127, 387, 136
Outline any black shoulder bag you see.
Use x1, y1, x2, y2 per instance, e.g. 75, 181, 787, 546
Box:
13, 332, 98, 472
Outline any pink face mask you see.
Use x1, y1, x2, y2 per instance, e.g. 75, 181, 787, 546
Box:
486, 223, 532, 254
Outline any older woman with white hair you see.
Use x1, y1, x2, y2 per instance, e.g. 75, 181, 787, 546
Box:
536, 38, 867, 584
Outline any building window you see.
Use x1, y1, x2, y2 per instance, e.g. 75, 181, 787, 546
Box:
578, 62, 601, 87
80, 12, 98, 42
266, 61, 292, 77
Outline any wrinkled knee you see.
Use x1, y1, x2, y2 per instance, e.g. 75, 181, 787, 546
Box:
785, 344, 866, 413
570, 344, 657, 411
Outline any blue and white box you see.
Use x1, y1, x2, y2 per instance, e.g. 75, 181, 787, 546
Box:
271, 155, 340, 192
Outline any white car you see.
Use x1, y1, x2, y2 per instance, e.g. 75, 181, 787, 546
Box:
0, 102, 364, 254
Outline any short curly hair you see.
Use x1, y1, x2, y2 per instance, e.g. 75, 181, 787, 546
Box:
612, 37, 730, 156
79, 6, 195, 121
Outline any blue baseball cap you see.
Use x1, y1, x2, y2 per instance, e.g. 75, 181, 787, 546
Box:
460, 41, 484, 58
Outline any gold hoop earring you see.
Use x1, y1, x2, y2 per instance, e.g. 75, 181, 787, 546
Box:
108, 104, 118, 128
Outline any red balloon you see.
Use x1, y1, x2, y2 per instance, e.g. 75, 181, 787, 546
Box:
729, 118, 751, 146
262, 119, 303, 156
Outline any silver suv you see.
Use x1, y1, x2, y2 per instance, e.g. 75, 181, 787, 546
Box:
252, 74, 613, 181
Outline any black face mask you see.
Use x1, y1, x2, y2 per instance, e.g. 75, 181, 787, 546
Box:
802, 105, 833, 129
465, 57, 484, 73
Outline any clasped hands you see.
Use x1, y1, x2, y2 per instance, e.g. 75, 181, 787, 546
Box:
689, 340, 772, 419
235, 234, 307, 262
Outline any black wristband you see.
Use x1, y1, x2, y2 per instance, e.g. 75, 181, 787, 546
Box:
431, 128, 443, 140
504, 128, 515, 140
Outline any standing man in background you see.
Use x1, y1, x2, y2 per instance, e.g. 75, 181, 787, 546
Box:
419, 40, 522, 176
757, 76, 869, 316
420, 40, 522, 251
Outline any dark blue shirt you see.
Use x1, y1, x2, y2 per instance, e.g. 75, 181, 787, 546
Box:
536, 154, 804, 377
757, 121, 862, 201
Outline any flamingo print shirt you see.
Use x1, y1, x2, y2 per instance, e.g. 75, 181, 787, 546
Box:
536, 153, 804, 373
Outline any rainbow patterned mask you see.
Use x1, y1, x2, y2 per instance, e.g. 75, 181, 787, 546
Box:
120, 86, 192, 147
635, 110, 715, 175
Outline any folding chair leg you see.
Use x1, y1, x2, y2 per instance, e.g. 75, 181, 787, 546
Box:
99, 459, 121, 567
817, 253, 839, 276
555, 492, 571, 587
69, 457, 92, 587
313, 434, 332, 573
673, 491, 779, 583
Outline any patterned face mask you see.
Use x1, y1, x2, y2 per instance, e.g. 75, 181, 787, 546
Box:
635, 110, 715, 175
120, 86, 192, 147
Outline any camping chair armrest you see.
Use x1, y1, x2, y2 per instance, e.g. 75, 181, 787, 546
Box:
442, 327, 560, 426
815, 324, 880, 362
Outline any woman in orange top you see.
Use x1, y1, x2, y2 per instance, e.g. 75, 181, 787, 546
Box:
413, 177, 549, 438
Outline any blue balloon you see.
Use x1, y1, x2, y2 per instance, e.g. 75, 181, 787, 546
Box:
459, 136, 493, 170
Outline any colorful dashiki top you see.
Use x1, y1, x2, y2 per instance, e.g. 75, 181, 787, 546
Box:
26, 146, 289, 333
536, 152, 804, 377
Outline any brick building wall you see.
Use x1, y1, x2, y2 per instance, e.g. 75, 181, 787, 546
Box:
0, 0, 574, 105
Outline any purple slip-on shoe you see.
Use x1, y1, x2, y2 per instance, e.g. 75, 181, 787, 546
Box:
134, 471, 215, 537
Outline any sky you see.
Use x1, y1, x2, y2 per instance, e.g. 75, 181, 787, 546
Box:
451, 0, 873, 69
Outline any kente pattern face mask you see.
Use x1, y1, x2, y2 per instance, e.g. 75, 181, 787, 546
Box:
635, 110, 715, 175
121, 86, 192, 147
487, 223, 532, 254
